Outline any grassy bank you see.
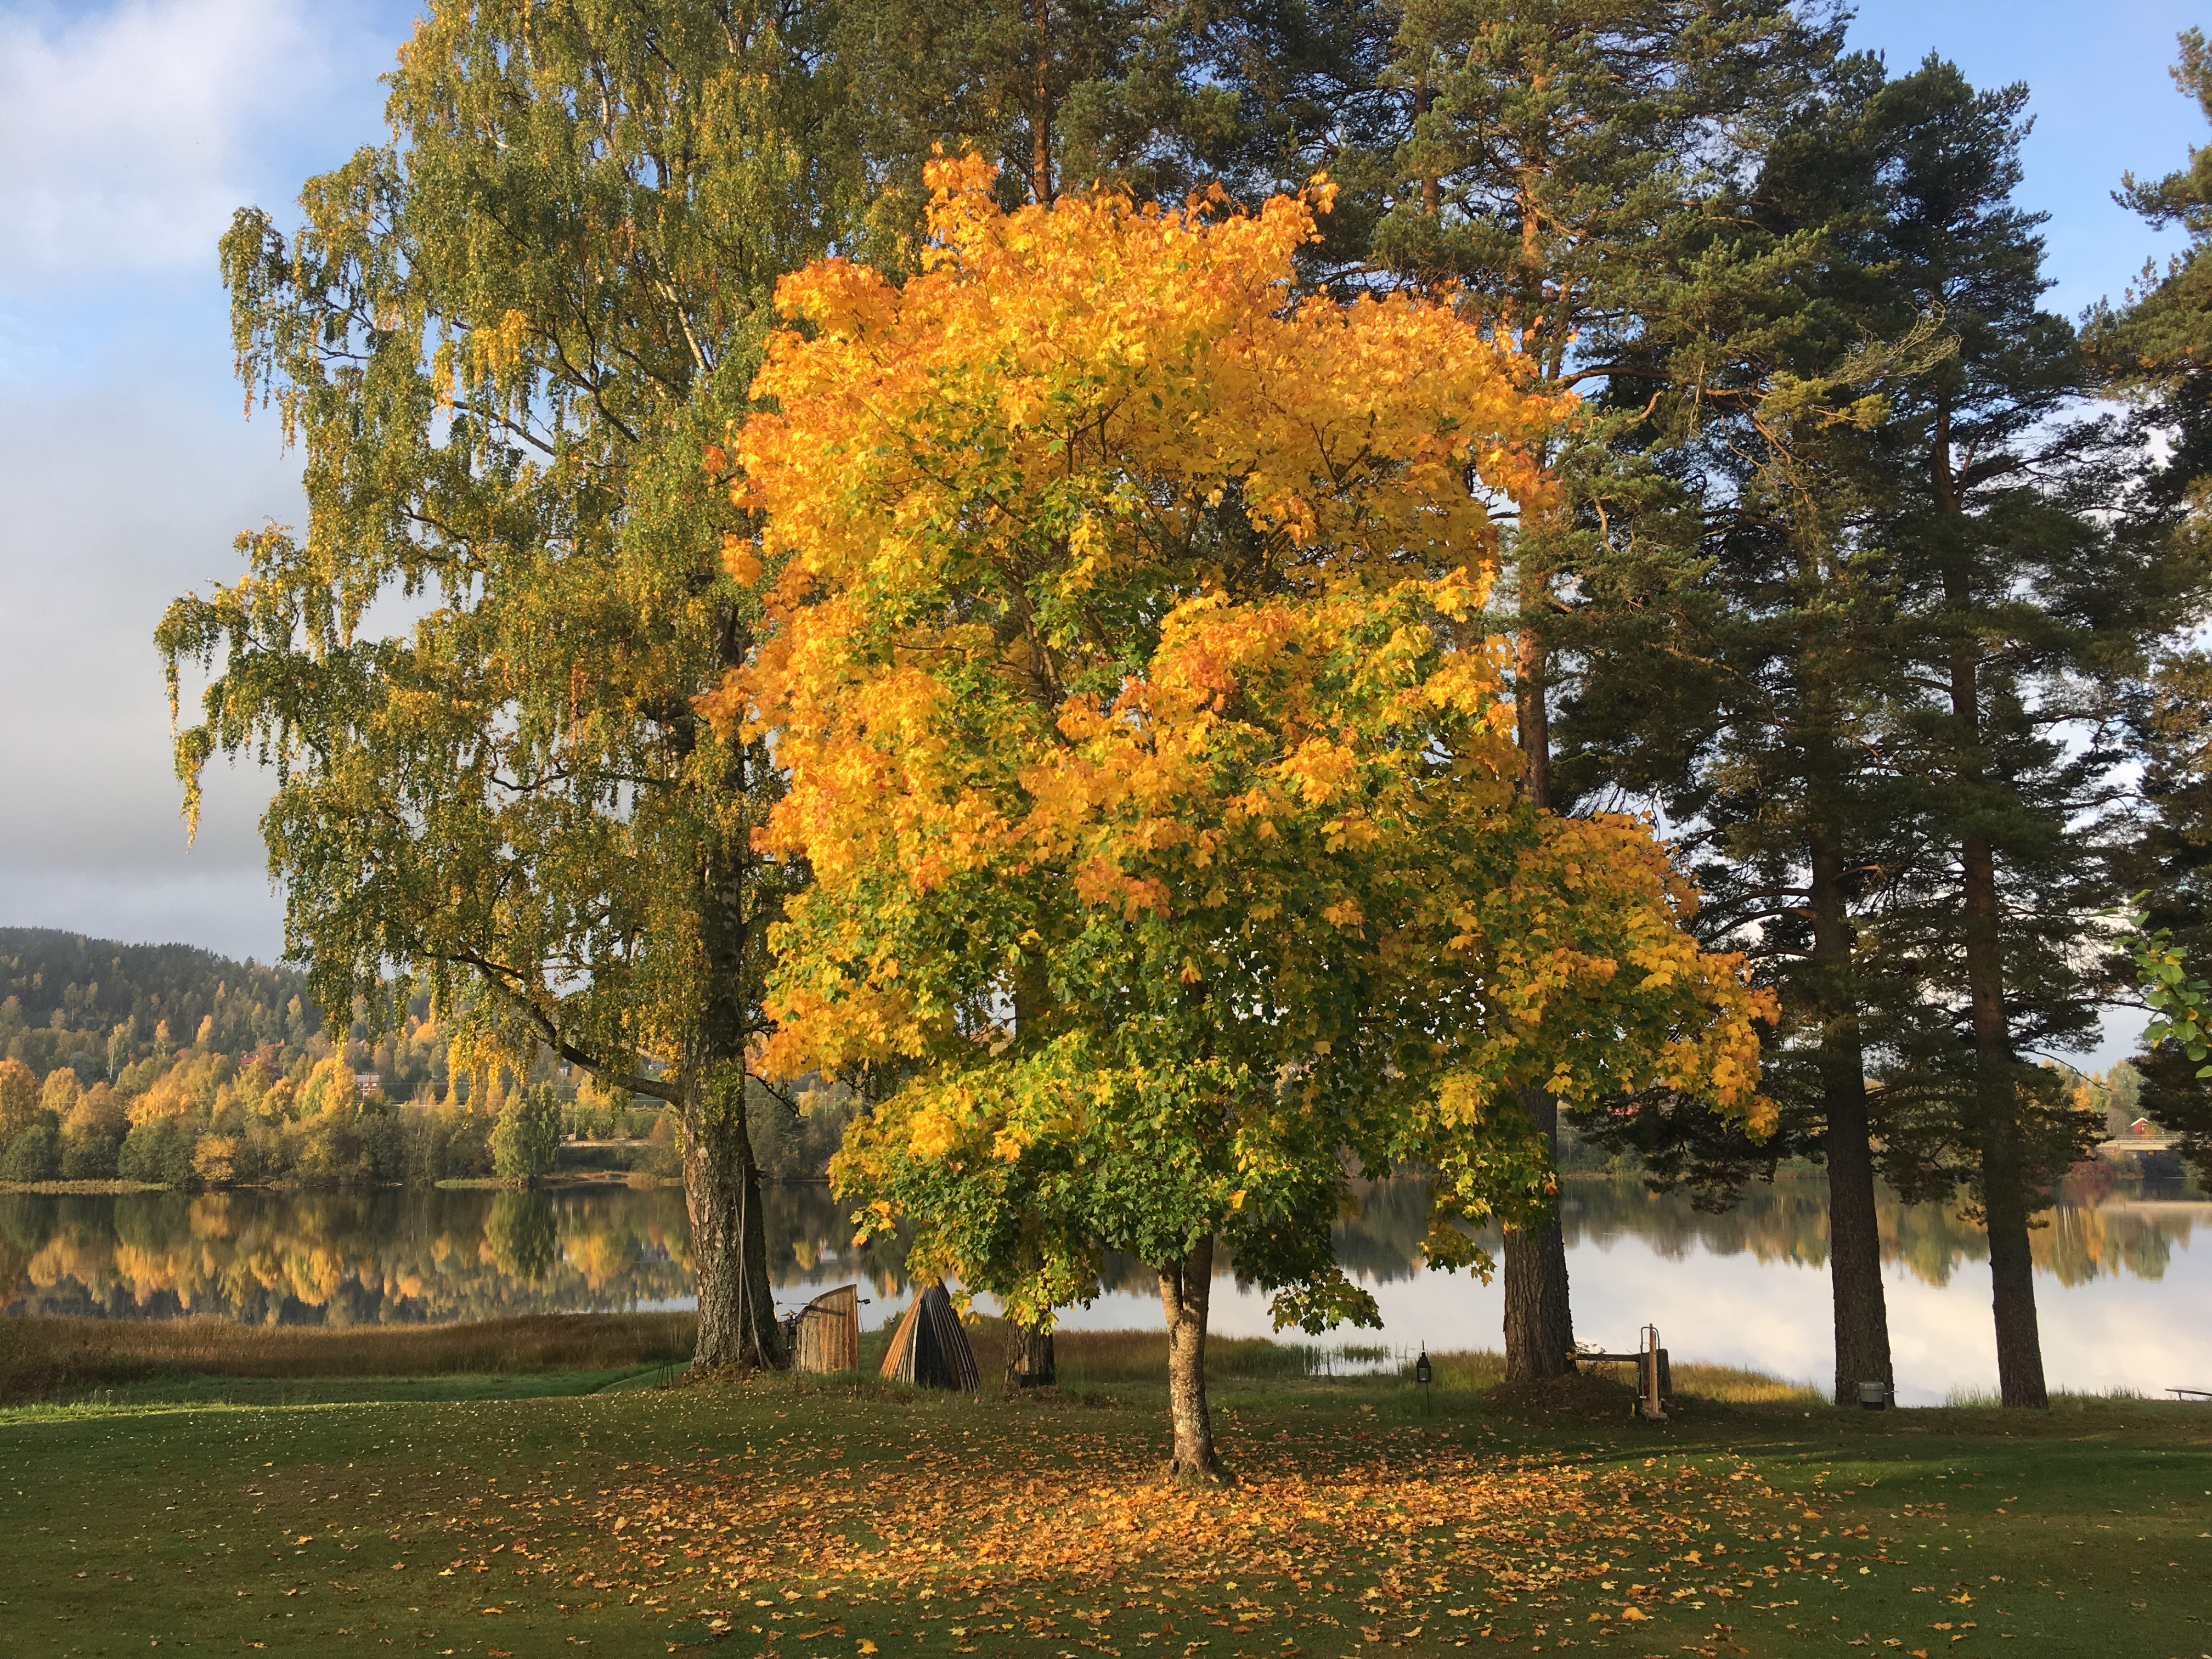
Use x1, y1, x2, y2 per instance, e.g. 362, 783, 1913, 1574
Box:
0, 1313, 1826, 1409
2, 1328, 2205, 1658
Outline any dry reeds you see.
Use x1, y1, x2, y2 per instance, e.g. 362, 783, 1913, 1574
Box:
1433, 1347, 1819, 1404
941, 1321, 1400, 1387
0, 1311, 695, 1405
0, 1310, 1826, 1412
1664, 1358, 1825, 1404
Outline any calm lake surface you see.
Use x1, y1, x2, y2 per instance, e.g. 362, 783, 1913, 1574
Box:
4, 1171, 2205, 1406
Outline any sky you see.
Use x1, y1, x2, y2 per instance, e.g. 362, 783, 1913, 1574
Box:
0, 0, 2205, 1016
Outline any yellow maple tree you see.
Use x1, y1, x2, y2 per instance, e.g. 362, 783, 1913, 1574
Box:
709, 157, 1772, 1477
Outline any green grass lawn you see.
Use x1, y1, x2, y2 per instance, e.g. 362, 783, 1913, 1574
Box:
2, 1352, 2207, 1659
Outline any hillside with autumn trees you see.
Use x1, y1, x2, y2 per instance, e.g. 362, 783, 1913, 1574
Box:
0, 927, 712, 1189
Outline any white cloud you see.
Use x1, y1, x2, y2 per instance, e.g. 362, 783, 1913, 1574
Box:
0, 368, 302, 958
0, 0, 371, 283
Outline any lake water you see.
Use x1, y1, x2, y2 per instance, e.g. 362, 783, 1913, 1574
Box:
4, 1170, 2205, 1406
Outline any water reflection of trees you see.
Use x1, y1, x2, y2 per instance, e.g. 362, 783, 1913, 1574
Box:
0, 1188, 697, 1322
2, 1174, 2201, 1324
1308, 1175, 2206, 1291
1552, 1177, 2202, 1289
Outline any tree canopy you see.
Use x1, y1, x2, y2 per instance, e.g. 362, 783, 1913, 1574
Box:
717, 160, 1773, 1472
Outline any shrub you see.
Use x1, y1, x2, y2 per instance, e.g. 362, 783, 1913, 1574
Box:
401, 1100, 494, 1183
192, 1133, 242, 1184
1, 1124, 60, 1183
59, 1131, 118, 1180
492, 1084, 561, 1181
117, 1119, 194, 1186
641, 1108, 684, 1177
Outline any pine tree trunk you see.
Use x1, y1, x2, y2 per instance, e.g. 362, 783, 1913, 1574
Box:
1505, 552, 1573, 1381
1808, 830, 1893, 1407
1515, 563, 1552, 812
1963, 830, 2048, 1408
684, 1074, 785, 1372
1024, 0, 1052, 205
1503, 1088, 1574, 1380
1158, 1237, 1221, 1481
1932, 412, 2048, 1408
1980, 1109, 2049, 1409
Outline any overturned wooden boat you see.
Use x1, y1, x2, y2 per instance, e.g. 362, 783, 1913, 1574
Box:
878, 1282, 979, 1393
791, 1284, 860, 1375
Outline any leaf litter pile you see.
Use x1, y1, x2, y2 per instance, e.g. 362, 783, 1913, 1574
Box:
430, 1404, 1883, 1656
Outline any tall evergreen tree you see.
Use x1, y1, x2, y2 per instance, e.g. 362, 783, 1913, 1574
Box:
2087, 30, 2212, 1178
157, 0, 863, 1372
835, 0, 1395, 261
1555, 49, 1945, 1407
1852, 59, 2180, 1408
1561, 52, 2196, 1409
1370, 0, 1839, 1379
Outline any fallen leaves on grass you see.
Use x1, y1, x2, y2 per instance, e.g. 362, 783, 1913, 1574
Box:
428, 1420, 1840, 1651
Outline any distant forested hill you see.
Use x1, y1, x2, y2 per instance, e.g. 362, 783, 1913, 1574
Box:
0, 928, 830, 1189
0, 927, 322, 1083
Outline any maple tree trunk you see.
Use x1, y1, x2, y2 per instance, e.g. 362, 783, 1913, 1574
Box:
1504, 545, 1571, 1381
1963, 830, 2048, 1408
1003, 1318, 1057, 1390
1503, 1088, 1573, 1380
1158, 1237, 1221, 1481
1809, 830, 1893, 1407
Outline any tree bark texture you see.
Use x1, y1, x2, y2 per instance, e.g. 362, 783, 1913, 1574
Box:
1514, 562, 1552, 814
1503, 1088, 1575, 1380
1808, 830, 1894, 1406
1024, 0, 1052, 205
1504, 548, 1571, 1380
684, 737, 788, 1374
1158, 1236, 1221, 1480
1003, 1319, 1057, 1391
684, 1077, 785, 1371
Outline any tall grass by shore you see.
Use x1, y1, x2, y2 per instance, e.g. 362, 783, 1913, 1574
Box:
1, 1306, 1832, 1408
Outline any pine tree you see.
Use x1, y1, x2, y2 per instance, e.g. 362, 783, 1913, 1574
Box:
835, 0, 1392, 238
1558, 52, 2198, 1410
1370, 0, 1840, 1379
2086, 30, 2212, 1177
1853, 59, 2179, 1408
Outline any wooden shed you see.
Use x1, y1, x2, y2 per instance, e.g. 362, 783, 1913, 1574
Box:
791, 1284, 860, 1375
878, 1282, 980, 1393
